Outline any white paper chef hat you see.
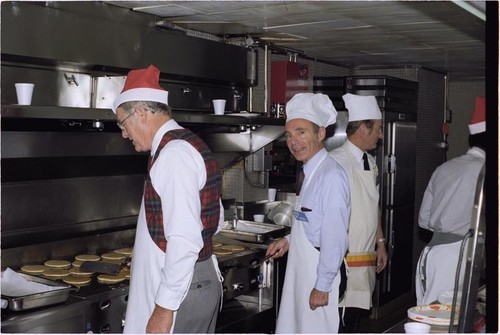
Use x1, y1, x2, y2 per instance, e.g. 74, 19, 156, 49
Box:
112, 65, 169, 113
285, 93, 337, 127
343, 93, 382, 122
468, 96, 486, 135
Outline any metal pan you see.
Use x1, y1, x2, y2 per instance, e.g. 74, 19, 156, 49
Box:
1, 273, 74, 311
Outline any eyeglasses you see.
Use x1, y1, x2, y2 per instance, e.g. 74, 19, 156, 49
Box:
117, 110, 136, 130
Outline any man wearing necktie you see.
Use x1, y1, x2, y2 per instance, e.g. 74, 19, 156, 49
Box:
266, 93, 350, 333
330, 93, 388, 333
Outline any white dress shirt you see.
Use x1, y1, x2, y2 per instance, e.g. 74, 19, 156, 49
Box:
124, 119, 224, 333
419, 146, 485, 236
298, 148, 350, 292
331, 139, 377, 187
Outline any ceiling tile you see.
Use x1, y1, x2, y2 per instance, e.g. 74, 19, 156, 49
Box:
106, 0, 487, 80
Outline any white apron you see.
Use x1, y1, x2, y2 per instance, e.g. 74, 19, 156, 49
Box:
339, 149, 379, 310
415, 240, 466, 305
276, 155, 341, 333
125, 207, 222, 333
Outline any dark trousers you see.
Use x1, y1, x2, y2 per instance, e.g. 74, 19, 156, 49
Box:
338, 307, 363, 333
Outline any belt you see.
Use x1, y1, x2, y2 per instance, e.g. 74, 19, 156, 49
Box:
345, 252, 377, 267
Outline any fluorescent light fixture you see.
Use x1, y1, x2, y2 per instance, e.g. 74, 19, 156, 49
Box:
451, 0, 486, 21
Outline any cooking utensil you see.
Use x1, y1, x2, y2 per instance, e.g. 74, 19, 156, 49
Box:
240, 251, 278, 269
268, 202, 293, 226
80, 261, 121, 275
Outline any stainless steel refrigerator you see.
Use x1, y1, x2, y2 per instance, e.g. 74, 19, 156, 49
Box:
375, 110, 417, 306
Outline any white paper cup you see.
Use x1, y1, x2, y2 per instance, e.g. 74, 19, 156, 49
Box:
404, 322, 431, 333
268, 188, 277, 202
253, 214, 265, 222
212, 99, 226, 115
15, 83, 35, 105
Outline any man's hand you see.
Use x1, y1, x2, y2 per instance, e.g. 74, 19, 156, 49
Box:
146, 304, 174, 333
266, 237, 289, 259
376, 243, 388, 273
309, 288, 329, 310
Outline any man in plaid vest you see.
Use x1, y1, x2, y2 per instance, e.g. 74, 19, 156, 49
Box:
112, 65, 224, 333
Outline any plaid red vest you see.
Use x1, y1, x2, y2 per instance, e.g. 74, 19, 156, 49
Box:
144, 128, 222, 261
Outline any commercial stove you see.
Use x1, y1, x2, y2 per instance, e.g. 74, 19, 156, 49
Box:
1, 231, 283, 333
1, 236, 132, 334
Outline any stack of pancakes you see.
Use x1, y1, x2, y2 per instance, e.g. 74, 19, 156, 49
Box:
19, 247, 133, 287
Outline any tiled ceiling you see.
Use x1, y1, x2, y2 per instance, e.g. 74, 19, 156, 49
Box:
108, 1, 486, 81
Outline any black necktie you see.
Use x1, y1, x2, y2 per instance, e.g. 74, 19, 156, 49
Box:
363, 153, 370, 171
296, 167, 305, 195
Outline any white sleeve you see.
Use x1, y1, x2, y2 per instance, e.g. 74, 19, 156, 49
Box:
150, 141, 206, 311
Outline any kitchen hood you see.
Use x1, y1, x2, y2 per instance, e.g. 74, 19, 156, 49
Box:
1, 105, 285, 154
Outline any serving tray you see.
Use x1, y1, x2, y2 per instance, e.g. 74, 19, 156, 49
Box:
1, 272, 73, 311
219, 220, 290, 243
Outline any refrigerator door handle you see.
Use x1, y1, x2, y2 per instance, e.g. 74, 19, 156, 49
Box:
387, 209, 394, 292
388, 154, 397, 194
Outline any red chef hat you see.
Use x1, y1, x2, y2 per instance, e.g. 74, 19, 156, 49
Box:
468, 96, 486, 135
112, 65, 168, 113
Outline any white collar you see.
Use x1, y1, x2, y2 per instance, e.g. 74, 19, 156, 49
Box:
468, 146, 486, 159
151, 119, 182, 156
346, 139, 365, 163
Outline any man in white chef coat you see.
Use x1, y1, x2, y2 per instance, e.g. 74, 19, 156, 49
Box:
112, 65, 224, 333
330, 93, 388, 333
266, 93, 350, 333
416, 96, 486, 305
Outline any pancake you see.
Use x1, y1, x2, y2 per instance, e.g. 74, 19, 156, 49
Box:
63, 275, 92, 286
20, 264, 49, 275
43, 268, 70, 278
97, 273, 126, 284
119, 268, 131, 279
222, 244, 245, 252
72, 260, 83, 268
101, 252, 126, 261
114, 247, 133, 256
69, 267, 94, 277
44, 260, 71, 269
213, 248, 234, 256
75, 254, 101, 262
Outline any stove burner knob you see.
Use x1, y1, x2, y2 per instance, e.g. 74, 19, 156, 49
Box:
232, 282, 244, 291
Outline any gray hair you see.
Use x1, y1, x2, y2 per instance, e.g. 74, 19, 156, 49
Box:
119, 101, 172, 116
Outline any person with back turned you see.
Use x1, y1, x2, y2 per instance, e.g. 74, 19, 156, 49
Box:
266, 93, 350, 333
416, 96, 486, 306
112, 65, 224, 333
330, 93, 388, 333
